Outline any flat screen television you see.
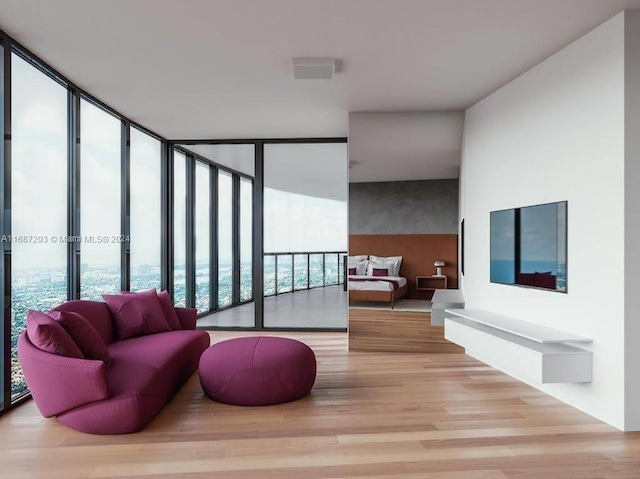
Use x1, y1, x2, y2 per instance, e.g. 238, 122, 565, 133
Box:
490, 201, 567, 292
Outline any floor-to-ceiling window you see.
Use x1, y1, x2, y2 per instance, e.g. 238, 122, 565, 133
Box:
195, 161, 211, 312
240, 178, 253, 302
173, 150, 187, 307
80, 99, 122, 300
130, 128, 162, 291
10, 52, 68, 399
174, 144, 255, 328
218, 171, 233, 308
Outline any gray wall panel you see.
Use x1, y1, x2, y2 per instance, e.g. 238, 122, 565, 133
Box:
349, 179, 459, 234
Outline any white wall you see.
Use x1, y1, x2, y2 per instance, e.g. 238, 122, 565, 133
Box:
624, 11, 640, 431
461, 13, 628, 429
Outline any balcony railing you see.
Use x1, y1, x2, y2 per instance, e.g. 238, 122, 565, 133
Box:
264, 251, 347, 297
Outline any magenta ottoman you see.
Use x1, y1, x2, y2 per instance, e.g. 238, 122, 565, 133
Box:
199, 336, 316, 406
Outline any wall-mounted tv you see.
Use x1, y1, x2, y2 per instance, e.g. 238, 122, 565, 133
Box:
490, 201, 567, 292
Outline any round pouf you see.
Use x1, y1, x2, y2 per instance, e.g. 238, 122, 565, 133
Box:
199, 336, 317, 406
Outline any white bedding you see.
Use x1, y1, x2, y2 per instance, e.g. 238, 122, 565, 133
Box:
348, 275, 407, 292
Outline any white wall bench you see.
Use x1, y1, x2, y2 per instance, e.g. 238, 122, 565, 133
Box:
444, 309, 592, 384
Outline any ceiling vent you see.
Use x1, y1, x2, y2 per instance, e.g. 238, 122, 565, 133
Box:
292, 57, 336, 79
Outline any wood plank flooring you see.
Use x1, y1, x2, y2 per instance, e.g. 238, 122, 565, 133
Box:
1, 331, 639, 478
349, 308, 463, 353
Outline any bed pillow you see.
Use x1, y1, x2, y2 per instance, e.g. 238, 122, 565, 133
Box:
348, 255, 368, 262
50, 310, 109, 362
26, 310, 84, 359
348, 259, 368, 276
369, 255, 403, 276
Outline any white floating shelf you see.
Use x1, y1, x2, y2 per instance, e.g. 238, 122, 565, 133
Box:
445, 309, 592, 343
444, 309, 592, 384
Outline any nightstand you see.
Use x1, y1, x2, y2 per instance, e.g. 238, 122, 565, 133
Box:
416, 275, 448, 291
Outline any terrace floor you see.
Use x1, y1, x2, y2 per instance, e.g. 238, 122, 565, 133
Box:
198, 285, 348, 329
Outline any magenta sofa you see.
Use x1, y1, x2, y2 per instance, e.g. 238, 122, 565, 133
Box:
17, 299, 210, 434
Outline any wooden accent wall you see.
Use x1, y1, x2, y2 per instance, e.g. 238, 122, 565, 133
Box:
349, 308, 463, 353
349, 234, 458, 300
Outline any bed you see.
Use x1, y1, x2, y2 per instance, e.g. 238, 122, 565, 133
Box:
347, 255, 408, 308
348, 275, 408, 308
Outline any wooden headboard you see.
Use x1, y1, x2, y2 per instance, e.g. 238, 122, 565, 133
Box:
349, 234, 458, 299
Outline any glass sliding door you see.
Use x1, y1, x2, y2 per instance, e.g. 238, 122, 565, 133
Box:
173, 150, 187, 307
130, 128, 162, 291
10, 52, 68, 398
80, 99, 122, 299
195, 161, 211, 312
263, 143, 348, 329
217, 171, 233, 308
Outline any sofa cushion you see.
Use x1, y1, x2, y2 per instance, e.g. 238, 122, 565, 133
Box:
50, 300, 115, 345
103, 289, 171, 340
26, 310, 84, 359
107, 330, 210, 391
157, 290, 182, 330
50, 311, 109, 363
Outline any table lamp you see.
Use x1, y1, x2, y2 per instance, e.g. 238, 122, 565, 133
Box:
434, 260, 445, 277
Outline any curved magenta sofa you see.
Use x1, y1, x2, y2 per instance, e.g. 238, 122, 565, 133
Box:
18, 299, 210, 434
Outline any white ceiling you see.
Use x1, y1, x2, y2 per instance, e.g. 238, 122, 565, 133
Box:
348, 111, 464, 182
179, 142, 348, 201
1, 0, 639, 182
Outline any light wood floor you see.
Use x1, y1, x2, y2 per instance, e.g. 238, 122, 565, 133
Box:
348, 309, 463, 353
2, 331, 640, 478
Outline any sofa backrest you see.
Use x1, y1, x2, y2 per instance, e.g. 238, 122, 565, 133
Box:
50, 300, 115, 345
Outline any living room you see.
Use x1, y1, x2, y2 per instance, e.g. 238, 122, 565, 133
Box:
2, 1, 640, 477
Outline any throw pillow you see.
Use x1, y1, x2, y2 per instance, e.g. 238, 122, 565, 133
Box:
26, 310, 84, 359
366, 261, 396, 277
348, 267, 357, 275
156, 290, 182, 330
372, 267, 389, 277
121, 288, 180, 330
103, 289, 171, 340
49, 310, 109, 362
